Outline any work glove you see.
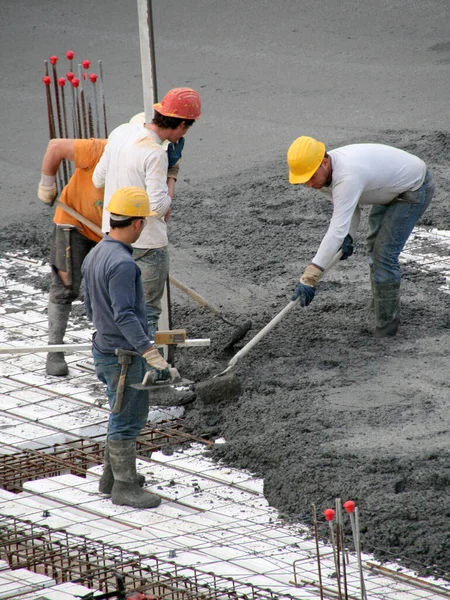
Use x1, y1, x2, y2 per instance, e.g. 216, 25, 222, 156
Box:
291, 282, 316, 307
167, 137, 184, 168
143, 347, 170, 380
37, 183, 57, 205
340, 234, 354, 260
292, 264, 323, 307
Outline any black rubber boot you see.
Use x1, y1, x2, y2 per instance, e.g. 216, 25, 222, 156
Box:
46, 301, 71, 376
99, 445, 145, 495
108, 439, 161, 509
373, 282, 400, 337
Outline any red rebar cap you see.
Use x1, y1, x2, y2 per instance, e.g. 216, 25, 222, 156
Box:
323, 508, 335, 521
71, 78, 80, 87
82, 59, 90, 69
42, 76, 51, 86
343, 500, 356, 513
89, 73, 98, 83
58, 77, 66, 86
49, 55, 58, 65
66, 72, 74, 81
66, 50, 75, 59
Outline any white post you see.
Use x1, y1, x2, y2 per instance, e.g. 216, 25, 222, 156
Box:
136, 0, 171, 361
136, 0, 158, 119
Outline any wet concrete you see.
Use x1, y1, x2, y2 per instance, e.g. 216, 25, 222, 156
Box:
1, 0, 449, 576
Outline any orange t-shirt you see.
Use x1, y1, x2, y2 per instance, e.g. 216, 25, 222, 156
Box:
54, 139, 107, 242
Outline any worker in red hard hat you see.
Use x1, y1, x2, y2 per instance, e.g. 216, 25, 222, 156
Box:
93, 87, 201, 372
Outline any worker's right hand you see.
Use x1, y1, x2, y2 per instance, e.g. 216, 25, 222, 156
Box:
143, 347, 170, 371
291, 282, 316, 307
37, 183, 57, 205
340, 234, 354, 260
167, 137, 184, 168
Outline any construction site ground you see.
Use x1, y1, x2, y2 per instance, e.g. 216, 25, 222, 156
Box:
1, 0, 449, 597
0, 250, 449, 600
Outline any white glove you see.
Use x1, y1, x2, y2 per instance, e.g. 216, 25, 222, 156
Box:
37, 174, 57, 205
37, 183, 57, 204
143, 347, 169, 371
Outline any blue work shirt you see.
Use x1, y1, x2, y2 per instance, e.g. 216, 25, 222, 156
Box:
82, 236, 151, 354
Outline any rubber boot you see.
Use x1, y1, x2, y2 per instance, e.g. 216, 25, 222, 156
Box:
108, 439, 161, 508
373, 282, 400, 337
46, 301, 71, 376
368, 270, 375, 312
99, 445, 146, 495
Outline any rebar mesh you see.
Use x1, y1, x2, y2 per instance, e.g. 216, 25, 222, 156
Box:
0, 420, 212, 492
0, 515, 301, 600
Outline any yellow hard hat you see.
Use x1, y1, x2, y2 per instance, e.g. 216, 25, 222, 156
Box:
106, 187, 157, 217
287, 136, 325, 184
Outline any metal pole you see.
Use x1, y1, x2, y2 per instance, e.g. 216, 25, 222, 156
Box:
136, 0, 158, 118
136, 0, 173, 362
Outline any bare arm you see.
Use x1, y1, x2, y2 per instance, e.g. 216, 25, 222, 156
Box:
41, 139, 76, 175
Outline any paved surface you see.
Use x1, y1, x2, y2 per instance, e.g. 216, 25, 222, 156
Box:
1, 0, 450, 219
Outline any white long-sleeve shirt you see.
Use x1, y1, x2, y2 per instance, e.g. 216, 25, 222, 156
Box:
312, 144, 426, 269
93, 123, 171, 249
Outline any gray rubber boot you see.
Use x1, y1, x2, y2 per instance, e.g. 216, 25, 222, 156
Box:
108, 439, 161, 508
368, 270, 375, 312
373, 282, 400, 337
99, 445, 146, 495
46, 301, 71, 376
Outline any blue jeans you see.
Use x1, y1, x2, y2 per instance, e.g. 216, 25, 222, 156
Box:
133, 246, 169, 340
92, 347, 149, 440
366, 169, 434, 285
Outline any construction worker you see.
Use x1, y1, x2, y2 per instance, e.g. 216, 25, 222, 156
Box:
92, 87, 202, 364
37, 138, 107, 376
82, 186, 165, 509
287, 136, 435, 337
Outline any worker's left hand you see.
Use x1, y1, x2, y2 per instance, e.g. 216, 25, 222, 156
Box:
37, 183, 57, 205
167, 137, 184, 168
291, 282, 316, 307
340, 234, 354, 260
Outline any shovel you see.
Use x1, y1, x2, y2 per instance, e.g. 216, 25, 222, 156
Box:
215, 250, 343, 378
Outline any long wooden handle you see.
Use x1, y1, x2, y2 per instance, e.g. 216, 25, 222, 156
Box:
0, 339, 211, 355
56, 200, 104, 237
56, 201, 234, 324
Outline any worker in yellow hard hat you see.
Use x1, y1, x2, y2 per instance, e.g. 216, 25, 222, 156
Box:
287, 136, 435, 337
82, 187, 163, 510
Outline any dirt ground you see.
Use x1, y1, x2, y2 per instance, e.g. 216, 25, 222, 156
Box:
1, 0, 449, 580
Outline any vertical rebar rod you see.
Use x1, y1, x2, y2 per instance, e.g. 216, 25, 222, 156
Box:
311, 504, 324, 600
98, 60, 108, 137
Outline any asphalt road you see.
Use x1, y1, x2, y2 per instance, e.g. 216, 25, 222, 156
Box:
1, 0, 450, 221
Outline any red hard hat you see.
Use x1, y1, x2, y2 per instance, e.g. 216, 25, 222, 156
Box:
153, 87, 201, 120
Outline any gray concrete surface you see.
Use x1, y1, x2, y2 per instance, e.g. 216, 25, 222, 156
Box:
0, 0, 449, 576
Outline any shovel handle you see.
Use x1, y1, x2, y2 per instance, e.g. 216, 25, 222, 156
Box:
226, 250, 343, 371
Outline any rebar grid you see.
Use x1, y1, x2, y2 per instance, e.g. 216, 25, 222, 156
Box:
0, 420, 212, 492
0, 515, 301, 600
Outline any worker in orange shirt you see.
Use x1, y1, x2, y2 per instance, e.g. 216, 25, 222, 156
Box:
37, 138, 107, 376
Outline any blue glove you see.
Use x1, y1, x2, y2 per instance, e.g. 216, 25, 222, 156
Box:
167, 137, 185, 168
340, 234, 354, 260
291, 282, 316, 307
